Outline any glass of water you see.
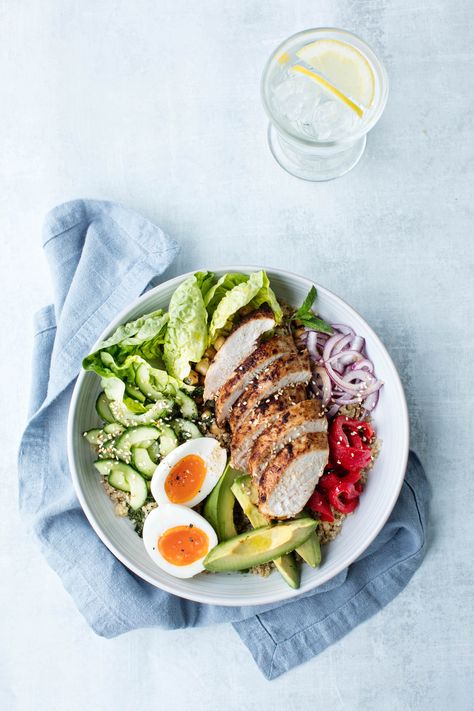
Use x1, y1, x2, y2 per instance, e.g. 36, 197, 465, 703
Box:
261, 28, 389, 181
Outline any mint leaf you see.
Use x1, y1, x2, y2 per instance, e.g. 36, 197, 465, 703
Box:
293, 286, 333, 334
295, 313, 334, 334
299, 285, 318, 314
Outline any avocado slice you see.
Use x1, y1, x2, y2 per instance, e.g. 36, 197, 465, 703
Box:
203, 464, 240, 540
203, 518, 317, 572
233, 475, 321, 569
295, 525, 321, 568
272, 554, 300, 589
231, 476, 300, 588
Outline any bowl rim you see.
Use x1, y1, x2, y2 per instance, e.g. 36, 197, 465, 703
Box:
67, 265, 409, 606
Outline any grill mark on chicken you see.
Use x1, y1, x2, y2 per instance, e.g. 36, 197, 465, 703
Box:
215, 334, 296, 425
230, 385, 307, 470
203, 306, 276, 401
246, 399, 328, 484
258, 431, 329, 519
228, 352, 311, 432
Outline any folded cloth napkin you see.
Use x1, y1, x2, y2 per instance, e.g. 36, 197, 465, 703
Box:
18, 200, 431, 680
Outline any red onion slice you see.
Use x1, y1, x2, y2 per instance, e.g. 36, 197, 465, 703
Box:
323, 333, 347, 362
303, 321, 383, 418
331, 324, 355, 336
314, 366, 332, 406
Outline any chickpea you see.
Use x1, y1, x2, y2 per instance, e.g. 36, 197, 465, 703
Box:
213, 335, 226, 351
184, 370, 199, 386
195, 358, 210, 376
210, 421, 224, 437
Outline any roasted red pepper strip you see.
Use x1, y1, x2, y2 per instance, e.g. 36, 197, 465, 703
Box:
307, 490, 334, 522
327, 481, 360, 514
328, 416, 374, 471
319, 465, 361, 491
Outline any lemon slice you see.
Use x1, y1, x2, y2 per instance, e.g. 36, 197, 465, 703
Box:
292, 65, 363, 118
296, 39, 375, 108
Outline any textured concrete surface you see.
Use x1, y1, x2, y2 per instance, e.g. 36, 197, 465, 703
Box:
1, 1, 473, 709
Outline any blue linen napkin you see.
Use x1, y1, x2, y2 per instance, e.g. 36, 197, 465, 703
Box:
18, 199, 430, 680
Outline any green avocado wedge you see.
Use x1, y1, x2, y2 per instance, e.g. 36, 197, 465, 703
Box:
231, 475, 300, 588
203, 518, 317, 573
203, 464, 240, 541
232, 475, 321, 569
295, 524, 321, 568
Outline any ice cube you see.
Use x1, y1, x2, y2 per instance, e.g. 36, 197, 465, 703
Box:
312, 99, 357, 140
272, 72, 322, 124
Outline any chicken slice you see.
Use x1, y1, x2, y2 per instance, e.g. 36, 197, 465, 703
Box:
228, 352, 312, 432
247, 400, 327, 484
230, 385, 307, 471
203, 307, 275, 401
215, 334, 296, 425
258, 432, 329, 519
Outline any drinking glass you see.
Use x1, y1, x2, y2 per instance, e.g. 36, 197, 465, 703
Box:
261, 28, 389, 181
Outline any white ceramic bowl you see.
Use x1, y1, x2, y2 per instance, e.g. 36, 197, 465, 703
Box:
68, 267, 409, 606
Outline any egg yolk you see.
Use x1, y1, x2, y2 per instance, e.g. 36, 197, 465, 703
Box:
164, 454, 207, 504
158, 525, 209, 566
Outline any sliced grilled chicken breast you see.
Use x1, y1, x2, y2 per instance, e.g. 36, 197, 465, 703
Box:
215, 334, 296, 425
258, 432, 329, 519
228, 352, 312, 432
247, 400, 327, 483
230, 385, 307, 471
203, 307, 275, 401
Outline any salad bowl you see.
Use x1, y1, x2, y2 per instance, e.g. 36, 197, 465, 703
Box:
67, 266, 409, 606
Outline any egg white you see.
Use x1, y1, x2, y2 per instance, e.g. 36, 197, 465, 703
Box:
150, 437, 227, 508
142, 504, 218, 578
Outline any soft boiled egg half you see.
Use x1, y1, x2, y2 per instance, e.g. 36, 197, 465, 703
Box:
150, 437, 227, 508
143, 504, 218, 578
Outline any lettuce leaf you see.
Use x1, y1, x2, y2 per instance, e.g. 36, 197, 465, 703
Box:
208, 270, 282, 343
194, 271, 216, 301
204, 273, 249, 315
82, 309, 169, 374
163, 272, 210, 379
249, 271, 283, 321
90, 353, 187, 423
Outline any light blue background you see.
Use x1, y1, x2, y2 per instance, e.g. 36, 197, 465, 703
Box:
1, 1, 472, 709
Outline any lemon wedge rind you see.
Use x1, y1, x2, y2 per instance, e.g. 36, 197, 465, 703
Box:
292, 64, 364, 118
296, 38, 375, 108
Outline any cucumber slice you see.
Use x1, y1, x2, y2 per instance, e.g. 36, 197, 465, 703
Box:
175, 390, 198, 420
131, 447, 157, 479
135, 363, 167, 400
93, 459, 116, 476
103, 423, 125, 436
95, 459, 147, 509
110, 398, 173, 426
95, 392, 115, 423
125, 383, 146, 403
83, 428, 104, 445
172, 418, 202, 441
147, 440, 161, 464
96, 436, 120, 460
107, 469, 129, 491
115, 426, 160, 462
147, 424, 179, 464
128, 472, 149, 510
158, 425, 179, 456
